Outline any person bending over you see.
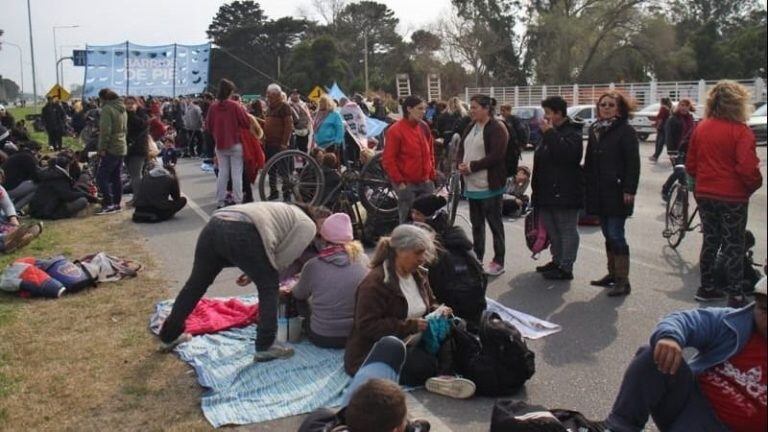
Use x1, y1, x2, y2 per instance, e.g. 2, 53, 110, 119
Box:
158, 202, 320, 362
132, 164, 187, 223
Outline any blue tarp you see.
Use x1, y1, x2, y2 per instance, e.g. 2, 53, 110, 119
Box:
365, 116, 388, 138
326, 81, 347, 102
83, 42, 210, 98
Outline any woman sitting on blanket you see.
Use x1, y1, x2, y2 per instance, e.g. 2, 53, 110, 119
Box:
289, 212, 369, 349
343, 224, 475, 397
158, 202, 322, 363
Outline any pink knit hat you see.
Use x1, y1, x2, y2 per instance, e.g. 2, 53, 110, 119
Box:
320, 213, 354, 244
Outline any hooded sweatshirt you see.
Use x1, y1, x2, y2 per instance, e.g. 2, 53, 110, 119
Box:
292, 251, 370, 338
98, 99, 128, 156
205, 99, 251, 150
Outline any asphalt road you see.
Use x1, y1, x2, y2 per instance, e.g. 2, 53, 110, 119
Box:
135, 139, 767, 431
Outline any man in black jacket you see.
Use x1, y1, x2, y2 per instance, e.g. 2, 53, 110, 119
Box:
532, 96, 584, 280
29, 155, 95, 219
1, 145, 41, 212
41, 97, 67, 151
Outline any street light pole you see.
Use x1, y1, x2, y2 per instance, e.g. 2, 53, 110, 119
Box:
26, 0, 38, 109
52, 25, 79, 87
364, 33, 369, 94
2, 41, 24, 97
59, 44, 81, 88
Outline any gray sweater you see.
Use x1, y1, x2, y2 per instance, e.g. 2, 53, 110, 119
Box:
292, 252, 370, 338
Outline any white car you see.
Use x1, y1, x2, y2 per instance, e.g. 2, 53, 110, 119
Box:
630, 102, 701, 142
567, 104, 597, 136
748, 103, 766, 147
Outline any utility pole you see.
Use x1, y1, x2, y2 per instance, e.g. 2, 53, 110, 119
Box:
26, 0, 38, 109
2, 41, 24, 97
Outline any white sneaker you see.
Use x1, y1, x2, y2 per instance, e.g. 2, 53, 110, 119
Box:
425, 376, 476, 399
484, 262, 505, 276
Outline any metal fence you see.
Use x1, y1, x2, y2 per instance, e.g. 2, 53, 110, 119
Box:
465, 78, 767, 108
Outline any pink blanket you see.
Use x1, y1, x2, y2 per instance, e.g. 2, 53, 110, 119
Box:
185, 298, 259, 335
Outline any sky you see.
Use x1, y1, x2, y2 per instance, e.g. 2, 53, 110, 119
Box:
0, 0, 450, 98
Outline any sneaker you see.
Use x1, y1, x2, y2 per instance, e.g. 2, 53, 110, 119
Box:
158, 333, 192, 353
95, 205, 116, 215
407, 419, 432, 432
694, 287, 726, 302
3, 222, 44, 253
484, 262, 505, 276
727, 294, 748, 308
542, 267, 574, 280
535, 261, 558, 273
425, 376, 476, 399
253, 343, 295, 363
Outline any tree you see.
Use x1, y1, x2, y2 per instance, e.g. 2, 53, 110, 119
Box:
283, 35, 350, 92
1, 77, 20, 101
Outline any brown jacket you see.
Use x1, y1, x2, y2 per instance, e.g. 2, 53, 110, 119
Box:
457, 119, 509, 191
264, 101, 294, 150
344, 262, 437, 375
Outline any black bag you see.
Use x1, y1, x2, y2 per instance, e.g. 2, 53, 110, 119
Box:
472, 311, 536, 396
361, 203, 399, 247
503, 115, 529, 177
440, 248, 488, 324
490, 400, 606, 432
714, 229, 762, 293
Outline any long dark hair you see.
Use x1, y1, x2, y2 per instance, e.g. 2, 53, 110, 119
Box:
216, 79, 236, 102
401, 95, 423, 118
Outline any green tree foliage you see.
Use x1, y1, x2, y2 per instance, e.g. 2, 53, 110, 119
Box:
283, 36, 350, 93
1, 77, 20, 101
207, 1, 307, 93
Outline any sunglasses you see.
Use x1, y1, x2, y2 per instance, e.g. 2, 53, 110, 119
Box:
599, 102, 617, 108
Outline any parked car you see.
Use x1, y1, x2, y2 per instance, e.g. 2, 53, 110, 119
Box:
748, 103, 767, 147
630, 101, 701, 142
512, 106, 545, 148
567, 104, 597, 136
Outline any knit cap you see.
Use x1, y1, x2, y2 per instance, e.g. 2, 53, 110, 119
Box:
320, 213, 353, 244
411, 195, 447, 217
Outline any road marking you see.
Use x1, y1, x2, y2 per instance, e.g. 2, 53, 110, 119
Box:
184, 195, 211, 223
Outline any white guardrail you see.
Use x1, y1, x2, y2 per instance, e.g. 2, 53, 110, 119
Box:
465, 78, 767, 108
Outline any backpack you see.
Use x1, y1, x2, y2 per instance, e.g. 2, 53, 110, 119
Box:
439, 246, 488, 324
36, 256, 97, 293
525, 209, 550, 259
503, 115, 529, 177
490, 400, 606, 432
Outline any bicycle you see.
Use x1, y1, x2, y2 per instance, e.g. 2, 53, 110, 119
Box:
662, 161, 699, 249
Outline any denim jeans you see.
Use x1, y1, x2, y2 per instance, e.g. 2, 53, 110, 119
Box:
606, 345, 728, 432
340, 336, 406, 407
600, 215, 628, 252
8, 180, 38, 211
215, 144, 243, 205
125, 155, 145, 201
468, 195, 505, 265
539, 207, 580, 272
159, 217, 280, 351
96, 153, 123, 207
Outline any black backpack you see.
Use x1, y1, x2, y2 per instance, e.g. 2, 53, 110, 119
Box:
440, 247, 488, 324
453, 311, 536, 396
504, 116, 529, 177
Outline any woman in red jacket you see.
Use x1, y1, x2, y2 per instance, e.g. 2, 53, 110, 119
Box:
686, 81, 763, 306
382, 96, 436, 223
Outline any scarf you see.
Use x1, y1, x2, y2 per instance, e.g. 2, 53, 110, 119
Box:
317, 244, 346, 261
591, 116, 619, 141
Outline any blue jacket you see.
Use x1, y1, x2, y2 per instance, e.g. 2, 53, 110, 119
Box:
650, 305, 756, 375
314, 111, 344, 149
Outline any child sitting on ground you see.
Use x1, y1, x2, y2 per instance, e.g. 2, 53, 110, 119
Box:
502, 165, 531, 218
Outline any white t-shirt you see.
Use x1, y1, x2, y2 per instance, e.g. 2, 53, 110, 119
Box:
463, 123, 489, 192
399, 274, 427, 319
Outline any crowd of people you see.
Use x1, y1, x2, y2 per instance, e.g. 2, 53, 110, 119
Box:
0, 77, 764, 432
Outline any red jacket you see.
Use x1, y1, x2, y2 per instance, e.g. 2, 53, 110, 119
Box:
686, 118, 762, 203
205, 100, 251, 150
382, 119, 435, 184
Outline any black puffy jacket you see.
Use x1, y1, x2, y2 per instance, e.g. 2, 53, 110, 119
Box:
126, 108, 149, 157
531, 117, 584, 209
584, 119, 640, 217
29, 166, 89, 219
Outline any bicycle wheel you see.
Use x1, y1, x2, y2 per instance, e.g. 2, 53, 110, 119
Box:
447, 173, 461, 226
664, 182, 689, 248
257, 150, 324, 206
358, 152, 398, 215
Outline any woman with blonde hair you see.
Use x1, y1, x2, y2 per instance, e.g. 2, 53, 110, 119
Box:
686, 80, 763, 306
312, 95, 345, 150
291, 212, 369, 348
